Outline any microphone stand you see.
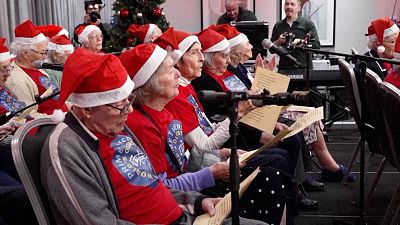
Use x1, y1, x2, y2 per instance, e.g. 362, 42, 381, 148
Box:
226, 92, 240, 225
0, 91, 60, 125
290, 46, 400, 225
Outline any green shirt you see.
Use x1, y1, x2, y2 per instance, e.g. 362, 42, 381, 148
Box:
44, 69, 62, 88
271, 16, 320, 70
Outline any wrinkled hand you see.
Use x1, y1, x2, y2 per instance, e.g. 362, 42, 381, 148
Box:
254, 54, 277, 72
260, 132, 275, 144
201, 198, 222, 216
274, 122, 289, 133
237, 99, 256, 120
210, 162, 230, 181
0, 124, 15, 136
219, 148, 247, 158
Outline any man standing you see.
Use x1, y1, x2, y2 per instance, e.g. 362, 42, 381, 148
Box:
271, 0, 320, 71
217, 0, 257, 25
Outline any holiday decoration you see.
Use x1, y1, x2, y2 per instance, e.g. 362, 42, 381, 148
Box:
104, 0, 169, 53
120, 9, 130, 18
152, 6, 162, 17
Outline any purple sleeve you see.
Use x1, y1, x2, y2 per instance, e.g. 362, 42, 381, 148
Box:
162, 167, 215, 192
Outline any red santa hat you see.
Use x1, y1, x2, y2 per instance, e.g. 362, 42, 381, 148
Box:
75, 24, 101, 44
173, 29, 199, 61
14, 20, 47, 45
197, 29, 230, 53
393, 34, 400, 59
0, 38, 12, 62
48, 35, 74, 52
36, 24, 69, 38
368, 17, 399, 53
59, 48, 134, 107
153, 27, 182, 64
119, 44, 167, 89
128, 23, 157, 44
210, 24, 248, 47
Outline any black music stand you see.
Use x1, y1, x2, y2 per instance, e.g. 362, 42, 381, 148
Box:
230, 21, 269, 60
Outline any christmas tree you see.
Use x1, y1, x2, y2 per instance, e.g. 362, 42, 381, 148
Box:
104, 0, 169, 53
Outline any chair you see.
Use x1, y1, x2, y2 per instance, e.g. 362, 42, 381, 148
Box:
379, 82, 400, 225
338, 59, 383, 183
11, 118, 57, 225
364, 69, 399, 206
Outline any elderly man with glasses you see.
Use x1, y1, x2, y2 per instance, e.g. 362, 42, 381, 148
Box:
6, 20, 68, 117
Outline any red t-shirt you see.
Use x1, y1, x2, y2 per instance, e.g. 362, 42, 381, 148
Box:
126, 104, 187, 178
205, 69, 248, 92
20, 67, 67, 115
384, 70, 400, 89
165, 84, 214, 136
97, 131, 182, 224
0, 86, 26, 116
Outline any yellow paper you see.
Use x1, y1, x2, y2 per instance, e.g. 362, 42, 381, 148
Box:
239, 107, 323, 163
193, 168, 261, 225
284, 106, 324, 138
239, 129, 292, 163
285, 105, 316, 113
239, 105, 282, 134
252, 67, 290, 94
240, 67, 290, 133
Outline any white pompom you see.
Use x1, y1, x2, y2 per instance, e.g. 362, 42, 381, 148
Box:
51, 109, 66, 124
377, 45, 385, 54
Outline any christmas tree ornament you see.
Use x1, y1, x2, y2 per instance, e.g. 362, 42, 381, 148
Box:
152, 6, 162, 17
137, 12, 143, 18
120, 9, 130, 18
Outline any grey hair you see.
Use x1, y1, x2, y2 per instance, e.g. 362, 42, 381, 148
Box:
132, 55, 170, 104
203, 46, 230, 68
10, 40, 48, 56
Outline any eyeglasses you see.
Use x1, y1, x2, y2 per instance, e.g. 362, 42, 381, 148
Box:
0, 65, 14, 73
105, 94, 135, 115
30, 49, 48, 56
88, 33, 103, 40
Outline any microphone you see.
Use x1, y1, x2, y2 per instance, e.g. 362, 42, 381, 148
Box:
34, 61, 64, 71
262, 39, 302, 68
197, 90, 249, 103
197, 90, 308, 106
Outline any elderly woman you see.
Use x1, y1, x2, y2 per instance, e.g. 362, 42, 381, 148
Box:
0, 37, 37, 225
75, 24, 103, 54
40, 47, 265, 225
363, 17, 399, 79
148, 31, 293, 224
7, 20, 67, 116
45, 34, 74, 87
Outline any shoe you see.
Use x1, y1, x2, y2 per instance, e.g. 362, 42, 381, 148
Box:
298, 196, 319, 210
321, 164, 357, 182
302, 178, 324, 192
296, 184, 319, 210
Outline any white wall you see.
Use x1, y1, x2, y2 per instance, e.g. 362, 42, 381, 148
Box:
164, 0, 400, 54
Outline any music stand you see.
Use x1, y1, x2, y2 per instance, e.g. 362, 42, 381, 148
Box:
230, 21, 269, 60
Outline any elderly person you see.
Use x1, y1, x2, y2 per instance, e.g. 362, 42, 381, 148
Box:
146, 29, 298, 224
0, 37, 38, 225
40, 47, 266, 225
7, 20, 67, 117
120, 44, 231, 190
74, 24, 103, 54
217, 0, 257, 25
362, 17, 399, 79
45, 34, 74, 87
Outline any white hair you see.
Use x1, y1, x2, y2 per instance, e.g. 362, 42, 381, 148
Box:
203, 46, 230, 68
10, 39, 48, 56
